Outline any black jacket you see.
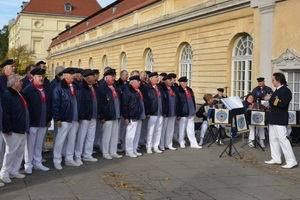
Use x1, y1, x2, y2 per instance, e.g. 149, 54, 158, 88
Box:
176, 86, 196, 117
79, 80, 100, 120
0, 73, 7, 99
160, 83, 177, 117
22, 83, 52, 127
122, 84, 145, 120
52, 79, 81, 122
21, 76, 32, 90
98, 81, 121, 121
269, 85, 292, 125
143, 82, 162, 116
2, 87, 29, 134
196, 103, 210, 121
49, 76, 61, 91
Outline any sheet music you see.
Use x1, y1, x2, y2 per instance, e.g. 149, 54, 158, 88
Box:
221, 96, 243, 110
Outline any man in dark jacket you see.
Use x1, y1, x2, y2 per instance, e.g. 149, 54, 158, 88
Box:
36, 61, 50, 89
122, 75, 145, 158
176, 77, 201, 149
75, 69, 99, 165
0, 59, 15, 98
264, 73, 297, 169
21, 64, 36, 89
52, 68, 81, 170
143, 72, 164, 154
0, 74, 28, 184
159, 74, 177, 151
22, 68, 52, 174
252, 77, 273, 102
98, 69, 122, 159
50, 66, 65, 91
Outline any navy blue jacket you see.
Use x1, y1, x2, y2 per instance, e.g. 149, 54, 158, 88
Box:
142, 82, 162, 116
21, 76, 32, 90
52, 79, 81, 122
49, 76, 61, 92
196, 103, 210, 121
122, 84, 144, 120
98, 81, 121, 121
269, 85, 292, 125
160, 83, 177, 117
22, 83, 52, 127
79, 80, 100, 120
175, 86, 196, 117
2, 87, 29, 134
252, 85, 273, 99
0, 73, 8, 99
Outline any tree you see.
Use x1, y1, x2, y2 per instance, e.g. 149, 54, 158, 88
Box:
6, 45, 35, 75
0, 25, 9, 62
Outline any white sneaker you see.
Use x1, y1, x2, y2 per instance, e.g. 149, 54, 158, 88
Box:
103, 155, 113, 160
191, 145, 202, 149
126, 153, 137, 158
24, 168, 32, 175
146, 148, 153, 154
54, 163, 63, 170
10, 173, 25, 179
167, 146, 177, 151
0, 182, 4, 187
264, 159, 281, 165
82, 157, 98, 162
33, 165, 50, 171
180, 143, 186, 149
134, 151, 142, 156
0, 177, 11, 184
75, 158, 84, 165
248, 142, 255, 148
65, 160, 80, 167
281, 163, 298, 169
153, 148, 162, 153
111, 154, 123, 159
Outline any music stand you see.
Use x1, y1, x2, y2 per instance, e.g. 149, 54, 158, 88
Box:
241, 125, 266, 151
203, 125, 218, 145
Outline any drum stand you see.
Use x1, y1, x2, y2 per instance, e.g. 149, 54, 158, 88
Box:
219, 135, 242, 159
241, 126, 265, 151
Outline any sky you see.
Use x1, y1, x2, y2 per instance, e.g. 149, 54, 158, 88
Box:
0, 0, 116, 29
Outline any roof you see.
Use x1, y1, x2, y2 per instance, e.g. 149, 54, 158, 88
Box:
49, 0, 160, 48
21, 0, 101, 17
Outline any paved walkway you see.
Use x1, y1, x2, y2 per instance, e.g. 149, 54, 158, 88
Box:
0, 138, 299, 200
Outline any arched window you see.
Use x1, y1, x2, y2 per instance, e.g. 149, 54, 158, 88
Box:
69, 61, 73, 67
78, 59, 82, 68
121, 53, 127, 70
103, 55, 108, 69
89, 57, 93, 69
231, 34, 253, 97
179, 43, 193, 86
145, 49, 154, 71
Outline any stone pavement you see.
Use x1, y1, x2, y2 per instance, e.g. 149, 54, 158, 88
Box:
0, 138, 299, 200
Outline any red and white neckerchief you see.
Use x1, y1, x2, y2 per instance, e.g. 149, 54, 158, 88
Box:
184, 87, 191, 100
165, 83, 175, 96
65, 79, 76, 96
33, 81, 46, 102
150, 82, 160, 97
4, 73, 9, 78
132, 85, 143, 100
27, 75, 33, 82
106, 82, 117, 98
18, 92, 28, 108
88, 84, 97, 99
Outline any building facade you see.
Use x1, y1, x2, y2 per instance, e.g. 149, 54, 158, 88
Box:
9, 0, 101, 63
47, 0, 300, 107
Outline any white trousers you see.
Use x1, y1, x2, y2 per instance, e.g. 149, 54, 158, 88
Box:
24, 127, 47, 170
53, 121, 79, 164
249, 126, 265, 141
173, 119, 179, 142
287, 126, 292, 137
75, 119, 97, 159
94, 121, 103, 148
200, 120, 208, 138
125, 120, 142, 154
0, 132, 5, 168
119, 117, 127, 150
146, 115, 163, 149
178, 116, 198, 146
269, 125, 297, 165
160, 116, 176, 148
102, 119, 119, 157
0, 133, 25, 178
